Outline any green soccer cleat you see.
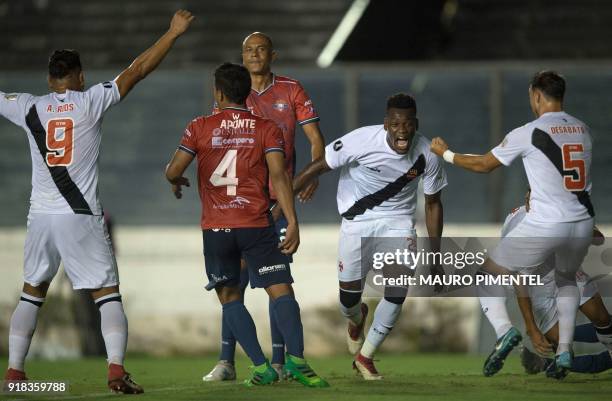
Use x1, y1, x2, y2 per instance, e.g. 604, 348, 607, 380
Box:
483, 327, 522, 377
283, 354, 330, 388
244, 361, 278, 387
546, 351, 572, 380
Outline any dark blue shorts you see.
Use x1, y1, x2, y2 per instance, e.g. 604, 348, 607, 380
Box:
203, 226, 293, 291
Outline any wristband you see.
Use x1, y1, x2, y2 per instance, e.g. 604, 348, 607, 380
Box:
442, 149, 455, 164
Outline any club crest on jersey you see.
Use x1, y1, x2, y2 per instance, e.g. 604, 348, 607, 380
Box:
4, 93, 18, 101
273, 100, 288, 112
407, 168, 419, 178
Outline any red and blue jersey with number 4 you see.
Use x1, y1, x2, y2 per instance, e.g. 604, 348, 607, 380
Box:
179, 107, 285, 229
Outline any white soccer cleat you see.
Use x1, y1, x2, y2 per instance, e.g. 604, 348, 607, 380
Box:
347, 303, 369, 355
353, 353, 383, 380
202, 360, 236, 382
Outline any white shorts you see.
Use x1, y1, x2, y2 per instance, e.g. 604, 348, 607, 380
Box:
531, 270, 598, 334
23, 213, 119, 290
337, 217, 416, 282
489, 215, 593, 275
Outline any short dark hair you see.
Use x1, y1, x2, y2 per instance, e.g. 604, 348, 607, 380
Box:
48, 49, 82, 79
530, 70, 565, 101
386, 93, 417, 112
214, 62, 251, 104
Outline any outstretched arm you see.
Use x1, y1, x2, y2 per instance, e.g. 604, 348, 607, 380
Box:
293, 157, 331, 195
297, 122, 325, 202
267, 151, 300, 255
115, 10, 194, 99
430, 137, 502, 173
165, 149, 194, 199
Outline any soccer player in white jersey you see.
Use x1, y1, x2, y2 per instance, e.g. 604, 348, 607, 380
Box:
293, 93, 447, 379
431, 71, 595, 377
0, 10, 194, 393
479, 200, 612, 378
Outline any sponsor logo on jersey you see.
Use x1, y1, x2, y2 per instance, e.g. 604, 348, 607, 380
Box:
273, 100, 288, 112
4, 94, 18, 101
103, 81, 113, 88
212, 128, 221, 136
211, 228, 232, 232
366, 166, 381, 173
338, 261, 344, 272
333, 140, 343, 151
229, 196, 250, 206
258, 264, 287, 274
212, 137, 255, 147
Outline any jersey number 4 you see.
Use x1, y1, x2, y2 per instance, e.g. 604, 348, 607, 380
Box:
562, 143, 586, 191
46, 118, 74, 166
210, 149, 238, 195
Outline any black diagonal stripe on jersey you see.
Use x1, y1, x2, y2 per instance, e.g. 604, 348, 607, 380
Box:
25, 105, 93, 215
531, 128, 595, 217
341, 154, 426, 220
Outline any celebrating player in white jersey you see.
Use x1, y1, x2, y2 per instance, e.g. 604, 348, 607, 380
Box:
479, 202, 612, 378
431, 71, 595, 378
0, 10, 194, 393
293, 93, 447, 379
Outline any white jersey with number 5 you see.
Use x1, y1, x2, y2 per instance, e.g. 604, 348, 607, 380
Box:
0, 82, 121, 215
325, 125, 447, 225
492, 111, 593, 223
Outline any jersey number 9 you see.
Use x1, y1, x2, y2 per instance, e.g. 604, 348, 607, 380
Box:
46, 118, 74, 167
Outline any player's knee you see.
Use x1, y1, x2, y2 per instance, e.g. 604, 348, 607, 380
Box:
339, 288, 362, 308
22, 282, 49, 298
384, 295, 406, 305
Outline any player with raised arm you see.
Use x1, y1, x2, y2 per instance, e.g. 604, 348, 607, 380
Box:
0, 10, 194, 393
431, 71, 595, 377
204, 32, 325, 382
293, 93, 447, 380
165, 63, 328, 388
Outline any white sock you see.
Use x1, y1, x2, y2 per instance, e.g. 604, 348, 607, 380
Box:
8, 293, 44, 371
361, 299, 402, 358
96, 293, 127, 366
339, 291, 363, 326
595, 321, 612, 353
556, 285, 579, 355
479, 296, 512, 339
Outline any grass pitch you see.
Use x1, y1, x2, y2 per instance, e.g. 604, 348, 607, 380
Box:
1, 354, 611, 401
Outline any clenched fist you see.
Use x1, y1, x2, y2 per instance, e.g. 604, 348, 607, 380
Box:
430, 137, 449, 157
169, 9, 195, 37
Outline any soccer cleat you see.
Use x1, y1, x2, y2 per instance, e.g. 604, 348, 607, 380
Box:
244, 362, 278, 387
4, 368, 27, 392
353, 353, 383, 380
271, 363, 287, 381
483, 327, 522, 377
283, 354, 330, 388
4, 368, 27, 381
203, 360, 236, 382
347, 303, 369, 355
107, 363, 144, 394
520, 346, 550, 374
546, 351, 572, 380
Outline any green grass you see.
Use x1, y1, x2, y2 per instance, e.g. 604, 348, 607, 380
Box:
2, 354, 611, 401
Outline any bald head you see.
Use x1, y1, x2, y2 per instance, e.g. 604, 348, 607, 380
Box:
242, 32, 276, 76
242, 32, 274, 49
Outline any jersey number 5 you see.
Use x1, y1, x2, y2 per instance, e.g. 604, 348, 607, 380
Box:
210, 149, 238, 195
46, 118, 74, 166
562, 143, 585, 191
